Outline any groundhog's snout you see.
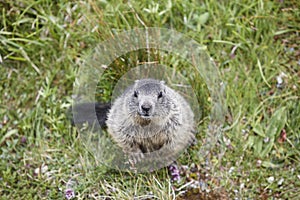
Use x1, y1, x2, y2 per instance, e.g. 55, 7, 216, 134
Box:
138, 102, 154, 117
141, 104, 151, 112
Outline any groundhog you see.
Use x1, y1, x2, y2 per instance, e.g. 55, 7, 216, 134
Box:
106, 78, 196, 165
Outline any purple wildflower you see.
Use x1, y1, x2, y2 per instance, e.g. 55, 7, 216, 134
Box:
65, 188, 75, 200
169, 163, 181, 183
21, 136, 27, 144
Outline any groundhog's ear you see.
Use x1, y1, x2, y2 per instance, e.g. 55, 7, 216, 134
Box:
134, 79, 140, 87
160, 81, 166, 93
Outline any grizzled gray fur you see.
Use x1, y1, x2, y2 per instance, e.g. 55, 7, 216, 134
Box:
106, 79, 195, 164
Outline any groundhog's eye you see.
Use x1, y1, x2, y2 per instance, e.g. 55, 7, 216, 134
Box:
158, 91, 163, 99
133, 91, 138, 98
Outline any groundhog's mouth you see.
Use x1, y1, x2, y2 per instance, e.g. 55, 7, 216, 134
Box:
138, 113, 152, 119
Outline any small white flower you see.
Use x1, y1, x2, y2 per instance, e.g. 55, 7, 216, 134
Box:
267, 176, 274, 183
263, 137, 269, 143
276, 72, 287, 88
240, 183, 245, 189
229, 167, 235, 174
277, 178, 284, 186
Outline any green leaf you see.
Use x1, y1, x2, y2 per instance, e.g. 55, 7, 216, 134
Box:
261, 161, 285, 168
244, 135, 255, 150
198, 12, 209, 25
0, 129, 19, 144
260, 137, 274, 158
254, 137, 263, 156
266, 107, 287, 138
260, 107, 287, 157
253, 123, 266, 137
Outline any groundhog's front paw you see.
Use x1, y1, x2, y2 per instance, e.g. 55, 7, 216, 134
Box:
190, 136, 197, 146
127, 152, 144, 166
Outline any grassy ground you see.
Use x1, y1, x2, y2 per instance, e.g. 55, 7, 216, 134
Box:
1, 0, 300, 199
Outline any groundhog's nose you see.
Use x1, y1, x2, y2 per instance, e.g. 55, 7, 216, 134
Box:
141, 104, 151, 113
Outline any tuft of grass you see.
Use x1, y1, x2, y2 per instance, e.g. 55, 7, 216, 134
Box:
0, 0, 299, 199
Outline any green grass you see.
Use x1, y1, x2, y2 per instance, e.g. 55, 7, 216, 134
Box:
1, 0, 300, 199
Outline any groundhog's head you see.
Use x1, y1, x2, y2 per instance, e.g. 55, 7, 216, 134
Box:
127, 79, 171, 121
